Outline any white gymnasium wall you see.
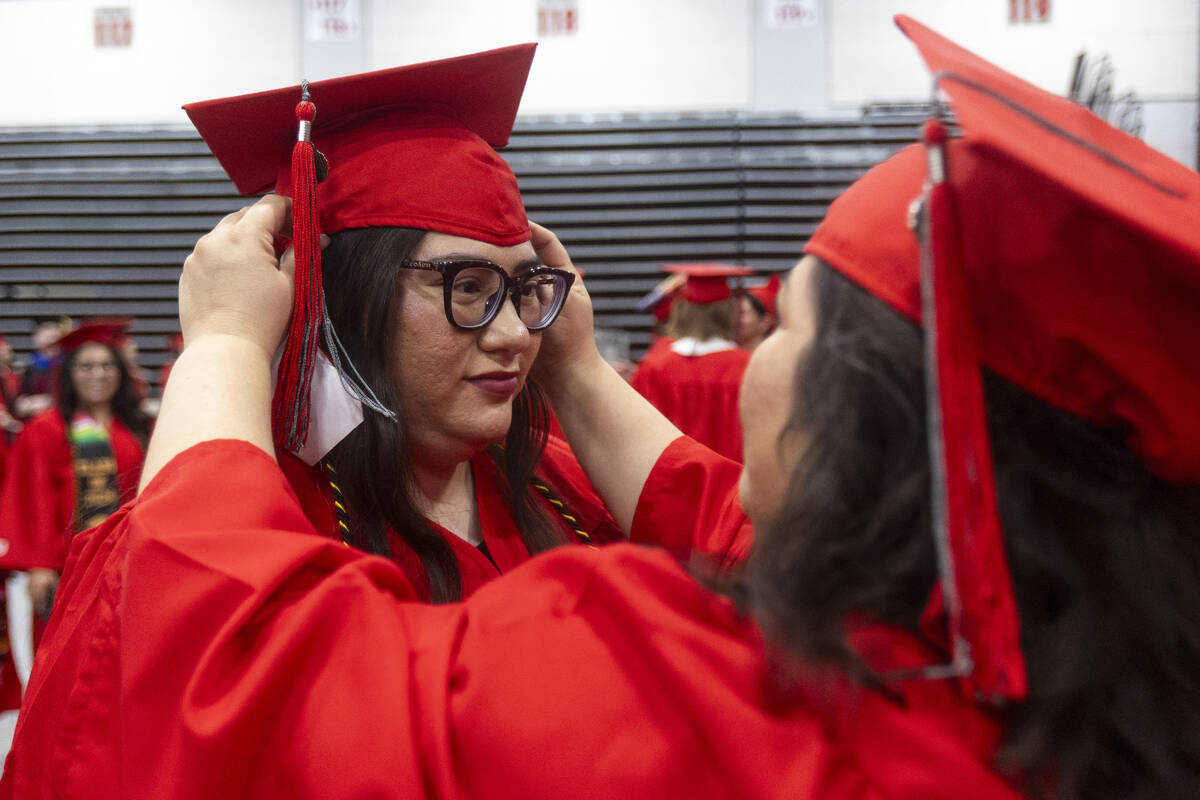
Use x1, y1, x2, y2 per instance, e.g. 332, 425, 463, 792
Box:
0, 0, 299, 126
0, 0, 755, 124
0, 0, 1195, 163
368, 0, 755, 113
827, 0, 1199, 166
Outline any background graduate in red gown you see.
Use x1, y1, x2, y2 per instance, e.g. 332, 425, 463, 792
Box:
0, 322, 148, 644
6, 16, 1200, 800
632, 263, 753, 461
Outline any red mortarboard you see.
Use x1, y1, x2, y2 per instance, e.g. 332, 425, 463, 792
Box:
184, 44, 536, 452
664, 263, 755, 305
58, 321, 130, 355
183, 44, 534, 243
636, 272, 686, 322
80, 317, 134, 344
805, 16, 1200, 703
746, 274, 781, 318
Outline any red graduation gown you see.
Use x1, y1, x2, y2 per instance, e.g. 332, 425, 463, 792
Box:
632, 343, 751, 462
279, 433, 742, 599
0, 410, 144, 571
2, 439, 1021, 799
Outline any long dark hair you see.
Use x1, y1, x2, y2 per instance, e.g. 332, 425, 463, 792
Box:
59, 342, 149, 443
320, 226, 564, 603
745, 261, 1200, 799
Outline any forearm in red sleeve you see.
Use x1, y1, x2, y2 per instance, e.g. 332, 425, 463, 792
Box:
629, 435, 752, 567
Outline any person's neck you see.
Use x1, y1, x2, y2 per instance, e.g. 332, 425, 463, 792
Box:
85, 404, 114, 427
411, 456, 480, 546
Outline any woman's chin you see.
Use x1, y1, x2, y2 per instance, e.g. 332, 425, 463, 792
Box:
460, 417, 515, 453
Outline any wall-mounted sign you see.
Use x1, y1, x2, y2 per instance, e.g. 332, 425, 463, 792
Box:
765, 0, 818, 29
1010, 0, 1051, 24
94, 7, 133, 48
307, 0, 361, 42
538, 0, 578, 37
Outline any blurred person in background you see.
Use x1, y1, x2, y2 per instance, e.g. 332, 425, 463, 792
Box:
632, 263, 753, 461
0, 322, 148, 641
734, 274, 779, 351
0, 337, 20, 420
634, 270, 682, 363
0, 337, 23, 468
82, 317, 152, 406
14, 317, 68, 420
0, 338, 22, 708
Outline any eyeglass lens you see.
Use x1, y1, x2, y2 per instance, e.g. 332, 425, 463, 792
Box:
73, 361, 117, 374
449, 266, 567, 329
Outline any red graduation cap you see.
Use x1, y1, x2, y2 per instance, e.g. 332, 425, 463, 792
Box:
636, 272, 685, 322
663, 263, 755, 305
80, 316, 134, 344
58, 320, 131, 355
805, 16, 1200, 702
184, 44, 537, 451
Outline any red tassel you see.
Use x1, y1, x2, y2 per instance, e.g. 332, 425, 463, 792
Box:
921, 118, 1027, 702
271, 97, 322, 450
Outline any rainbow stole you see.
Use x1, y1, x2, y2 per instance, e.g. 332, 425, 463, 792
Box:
69, 413, 120, 532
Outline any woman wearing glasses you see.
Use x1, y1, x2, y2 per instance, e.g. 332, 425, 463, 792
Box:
182, 47, 748, 603
0, 322, 147, 629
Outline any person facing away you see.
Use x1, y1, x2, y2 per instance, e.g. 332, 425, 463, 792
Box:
632, 263, 754, 462
4, 16, 1200, 800
183, 46, 748, 605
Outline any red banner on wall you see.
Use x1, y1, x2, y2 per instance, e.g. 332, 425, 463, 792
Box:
94, 7, 133, 48
1010, 0, 1051, 24
538, 0, 578, 37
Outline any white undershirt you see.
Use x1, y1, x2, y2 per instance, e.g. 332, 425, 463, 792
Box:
669, 337, 738, 357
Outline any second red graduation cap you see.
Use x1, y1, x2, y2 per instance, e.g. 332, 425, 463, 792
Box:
663, 263, 755, 305
806, 16, 1200, 703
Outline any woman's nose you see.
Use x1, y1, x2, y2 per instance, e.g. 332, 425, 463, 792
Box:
478, 293, 531, 354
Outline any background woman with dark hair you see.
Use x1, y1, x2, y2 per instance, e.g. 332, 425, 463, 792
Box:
0, 322, 147, 629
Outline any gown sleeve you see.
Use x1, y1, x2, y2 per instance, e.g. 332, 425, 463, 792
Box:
628, 435, 752, 567
2, 440, 1021, 800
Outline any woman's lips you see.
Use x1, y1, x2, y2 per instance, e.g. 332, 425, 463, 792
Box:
467, 373, 520, 398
